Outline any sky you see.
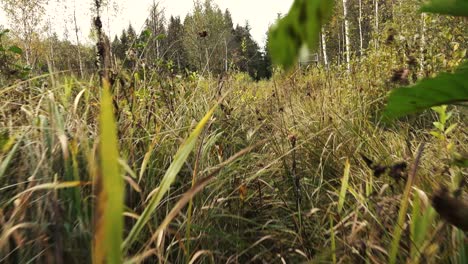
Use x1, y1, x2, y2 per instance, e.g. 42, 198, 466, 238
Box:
0, 0, 293, 46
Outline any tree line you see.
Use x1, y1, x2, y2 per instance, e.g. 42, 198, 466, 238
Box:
1, 0, 466, 84
110, 1, 272, 80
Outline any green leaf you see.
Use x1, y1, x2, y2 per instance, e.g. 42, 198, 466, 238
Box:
429, 131, 444, 140
268, 0, 334, 70
0, 131, 9, 152
93, 80, 124, 264
383, 61, 468, 120
433, 122, 444, 132
8, 45, 23, 55
444, 123, 458, 135
141, 29, 151, 38
421, 0, 468, 17
122, 105, 217, 252
452, 152, 468, 168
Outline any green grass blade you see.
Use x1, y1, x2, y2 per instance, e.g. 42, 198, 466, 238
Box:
389, 143, 425, 264
122, 105, 217, 252
0, 134, 24, 179
337, 158, 351, 214
93, 81, 125, 264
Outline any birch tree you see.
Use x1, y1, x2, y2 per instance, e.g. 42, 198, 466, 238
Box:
342, 0, 351, 71
321, 27, 328, 67
358, 0, 363, 56
73, 0, 84, 77
1, 0, 48, 66
419, 13, 426, 77
374, 0, 379, 49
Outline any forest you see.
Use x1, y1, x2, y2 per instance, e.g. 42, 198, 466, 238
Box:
0, 0, 467, 263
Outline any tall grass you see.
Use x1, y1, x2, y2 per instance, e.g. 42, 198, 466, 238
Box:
0, 52, 466, 263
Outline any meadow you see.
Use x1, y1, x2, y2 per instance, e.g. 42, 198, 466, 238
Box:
0, 0, 467, 263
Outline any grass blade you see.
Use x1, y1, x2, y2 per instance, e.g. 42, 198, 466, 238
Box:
0, 134, 24, 180
93, 80, 125, 264
389, 143, 425, 264
122, 105, 217, 252
337, 158, 351, 214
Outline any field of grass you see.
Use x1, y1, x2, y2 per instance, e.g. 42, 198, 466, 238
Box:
0, 52, 467, 263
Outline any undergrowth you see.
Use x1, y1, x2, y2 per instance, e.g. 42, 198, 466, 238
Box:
0, 51, 466, 263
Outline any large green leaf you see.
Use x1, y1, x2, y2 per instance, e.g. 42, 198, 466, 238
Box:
383, 61, 468, 120
268, 0, 334, 70
420, 0, 468, 17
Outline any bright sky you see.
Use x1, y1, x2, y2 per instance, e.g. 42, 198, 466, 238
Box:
0, 0, 293, 46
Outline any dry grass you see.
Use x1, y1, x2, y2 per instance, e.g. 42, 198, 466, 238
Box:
0, 56, 466, 263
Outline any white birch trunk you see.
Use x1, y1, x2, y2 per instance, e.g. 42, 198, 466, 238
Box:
321, 27, 328, 67
342, 0, 351, 71
73, 2, 84, 78
358, 0, 363, 56
374, 0, 379, 49
419, 13, 426, 77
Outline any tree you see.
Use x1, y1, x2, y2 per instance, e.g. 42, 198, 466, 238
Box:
166, 16, 188, 73
321, 27, 329, 67
111, 35, 123, 60
232, 23, 265, 79
1, 0, 48, 66
342, 0, 351, 71
144, 1, 167, 64
183, 0, 233, 74
73, 0, 84, 77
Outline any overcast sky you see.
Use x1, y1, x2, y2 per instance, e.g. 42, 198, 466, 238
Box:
0, 0, 293, 46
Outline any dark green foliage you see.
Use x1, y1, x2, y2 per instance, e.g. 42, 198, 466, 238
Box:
0, 29, 30, 82
111, 35, 123, 60
232, 24, 269, 80
421, 0, 468, 17
166, 16, 189, 73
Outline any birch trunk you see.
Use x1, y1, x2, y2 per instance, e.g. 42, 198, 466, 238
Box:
374, 0, 379, 49
342, 0, 351, 71
321, 27, 328, 67
419, 13, 426, 78
73, 3, 84, 78
358, 0, 363, 56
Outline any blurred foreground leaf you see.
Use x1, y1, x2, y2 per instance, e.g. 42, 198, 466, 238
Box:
421, 0, 468, 17
268, 0, 334, 70
93, 80, 124, 264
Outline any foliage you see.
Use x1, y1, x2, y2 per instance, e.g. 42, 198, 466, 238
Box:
122, 105, 217, 251
0, 29, 30, 82
0, 0, 467, 263
268, 0, 334, 69
1, 0, 48, 66
383, 2, 468, 120
383, 61, 468, 120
